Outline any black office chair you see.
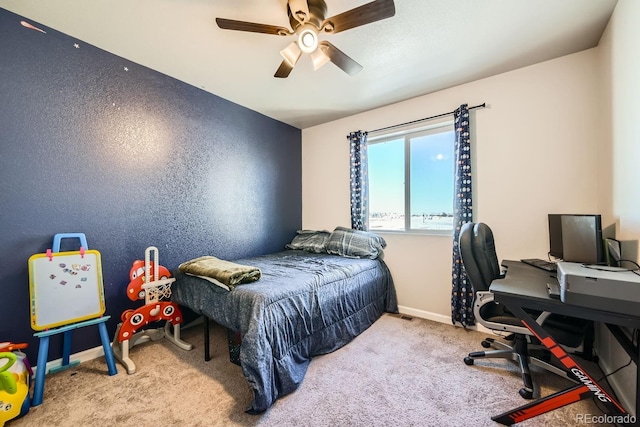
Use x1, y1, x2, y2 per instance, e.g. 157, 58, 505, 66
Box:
459, 222, 589, 399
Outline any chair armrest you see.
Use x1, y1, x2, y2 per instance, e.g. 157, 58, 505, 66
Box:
473, 291, 533, 336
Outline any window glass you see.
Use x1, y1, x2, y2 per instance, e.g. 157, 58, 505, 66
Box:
369, 138, 405, 231
368, 122, 455, 234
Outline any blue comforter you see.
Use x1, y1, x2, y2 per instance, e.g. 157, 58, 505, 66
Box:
171, 250, 397, 413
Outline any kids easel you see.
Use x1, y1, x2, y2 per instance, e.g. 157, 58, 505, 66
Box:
28, 233, 117, 406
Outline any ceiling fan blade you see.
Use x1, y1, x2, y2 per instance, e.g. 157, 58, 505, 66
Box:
288, 0, 310, 24
321, 0, 396, 34
319, 41, 363, 76
275, 42, 302, 78
310, 48, 330, 70
274, 60, 295, 78
216, 18, 292, 36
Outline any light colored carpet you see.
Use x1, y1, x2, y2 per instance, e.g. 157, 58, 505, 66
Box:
7, 314, 612, 426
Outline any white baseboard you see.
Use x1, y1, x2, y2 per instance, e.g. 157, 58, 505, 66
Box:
33, 345, 106, 377
397, 305, 451, 324
397, 305, 491, 333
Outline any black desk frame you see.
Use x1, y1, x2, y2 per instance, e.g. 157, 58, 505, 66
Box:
489, 261, 639, 426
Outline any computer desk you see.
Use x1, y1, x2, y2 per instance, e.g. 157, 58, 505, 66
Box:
488, 260, 640, 426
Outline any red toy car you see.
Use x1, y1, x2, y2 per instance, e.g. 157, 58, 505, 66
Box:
125, 260, 171, 301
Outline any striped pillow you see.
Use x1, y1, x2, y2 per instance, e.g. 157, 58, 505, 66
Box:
285, 230, 331, 253
325, 226, 386, 259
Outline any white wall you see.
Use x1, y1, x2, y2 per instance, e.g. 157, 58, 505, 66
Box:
598, 0, 640, 259
302, 49, 601, 321
595, 0, 640, 415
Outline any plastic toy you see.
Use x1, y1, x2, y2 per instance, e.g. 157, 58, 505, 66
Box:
111, 246, 192, 374
0, 353, 18, 395
126, 260, 171, 301
0, 344, 27, 353
0, 347, 31, 427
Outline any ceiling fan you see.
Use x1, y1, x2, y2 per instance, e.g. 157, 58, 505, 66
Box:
216, 0, 396, 78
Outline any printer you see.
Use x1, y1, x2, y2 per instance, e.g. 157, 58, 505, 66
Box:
557, 261, 640, 315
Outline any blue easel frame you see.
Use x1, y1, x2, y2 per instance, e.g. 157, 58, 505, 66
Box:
31, 233, 117, 406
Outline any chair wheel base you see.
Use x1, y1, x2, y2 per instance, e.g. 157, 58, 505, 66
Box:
481, 340, 492, 348
519, 388, 533, 399
463, 356, 474, 366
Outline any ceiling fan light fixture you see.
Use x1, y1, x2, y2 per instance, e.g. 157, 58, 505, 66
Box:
298, 28, 318, 53
280, 42, 302, 66
310, 48, 330, 70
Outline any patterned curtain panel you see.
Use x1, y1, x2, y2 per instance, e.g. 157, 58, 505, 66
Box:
348, 131, 369, 231
451, 104, 475, 327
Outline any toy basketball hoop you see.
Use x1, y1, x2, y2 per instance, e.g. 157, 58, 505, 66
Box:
111, 246, 192, 374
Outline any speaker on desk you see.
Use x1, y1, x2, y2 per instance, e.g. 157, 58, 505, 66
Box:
605, 238, 622, 267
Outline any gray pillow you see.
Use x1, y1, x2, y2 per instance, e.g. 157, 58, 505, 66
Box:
325, 226, 386, 259
285, 230, 331, 253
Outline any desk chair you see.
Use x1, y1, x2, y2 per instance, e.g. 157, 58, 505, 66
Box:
459, 222, 588, 399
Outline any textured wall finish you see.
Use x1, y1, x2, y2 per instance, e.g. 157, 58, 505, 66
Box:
0, 8, 301, 362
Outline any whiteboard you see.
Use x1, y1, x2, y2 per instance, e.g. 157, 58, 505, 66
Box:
28, 250, 105, 331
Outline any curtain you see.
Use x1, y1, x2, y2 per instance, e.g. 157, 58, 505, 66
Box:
348, 131, 369, 231
451, 104, 475, 327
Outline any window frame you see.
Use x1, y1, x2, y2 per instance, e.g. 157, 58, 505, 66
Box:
367, 119, 455, 236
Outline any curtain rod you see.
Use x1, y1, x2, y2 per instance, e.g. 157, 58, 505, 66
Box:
367, 102, 486, 134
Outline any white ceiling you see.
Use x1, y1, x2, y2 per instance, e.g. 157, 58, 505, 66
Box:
0, 0, 617, 129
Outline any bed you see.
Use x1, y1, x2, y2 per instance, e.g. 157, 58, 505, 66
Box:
170, 228, 398, 413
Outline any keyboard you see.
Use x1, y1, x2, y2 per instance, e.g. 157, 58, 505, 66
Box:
521, 258, 557, 272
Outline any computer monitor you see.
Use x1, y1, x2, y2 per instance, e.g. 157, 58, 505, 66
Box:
548, 214, 603, 264
548, 214, 563, 259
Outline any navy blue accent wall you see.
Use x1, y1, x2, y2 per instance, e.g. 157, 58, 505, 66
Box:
0, 9, 301, 363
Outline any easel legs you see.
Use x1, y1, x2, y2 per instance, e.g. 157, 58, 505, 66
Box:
98, 322, 118, 376
32, 336, 49, 407
32, 316, 117, 407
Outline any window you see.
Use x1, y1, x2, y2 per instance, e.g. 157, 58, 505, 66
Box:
367, 121, 455, 234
